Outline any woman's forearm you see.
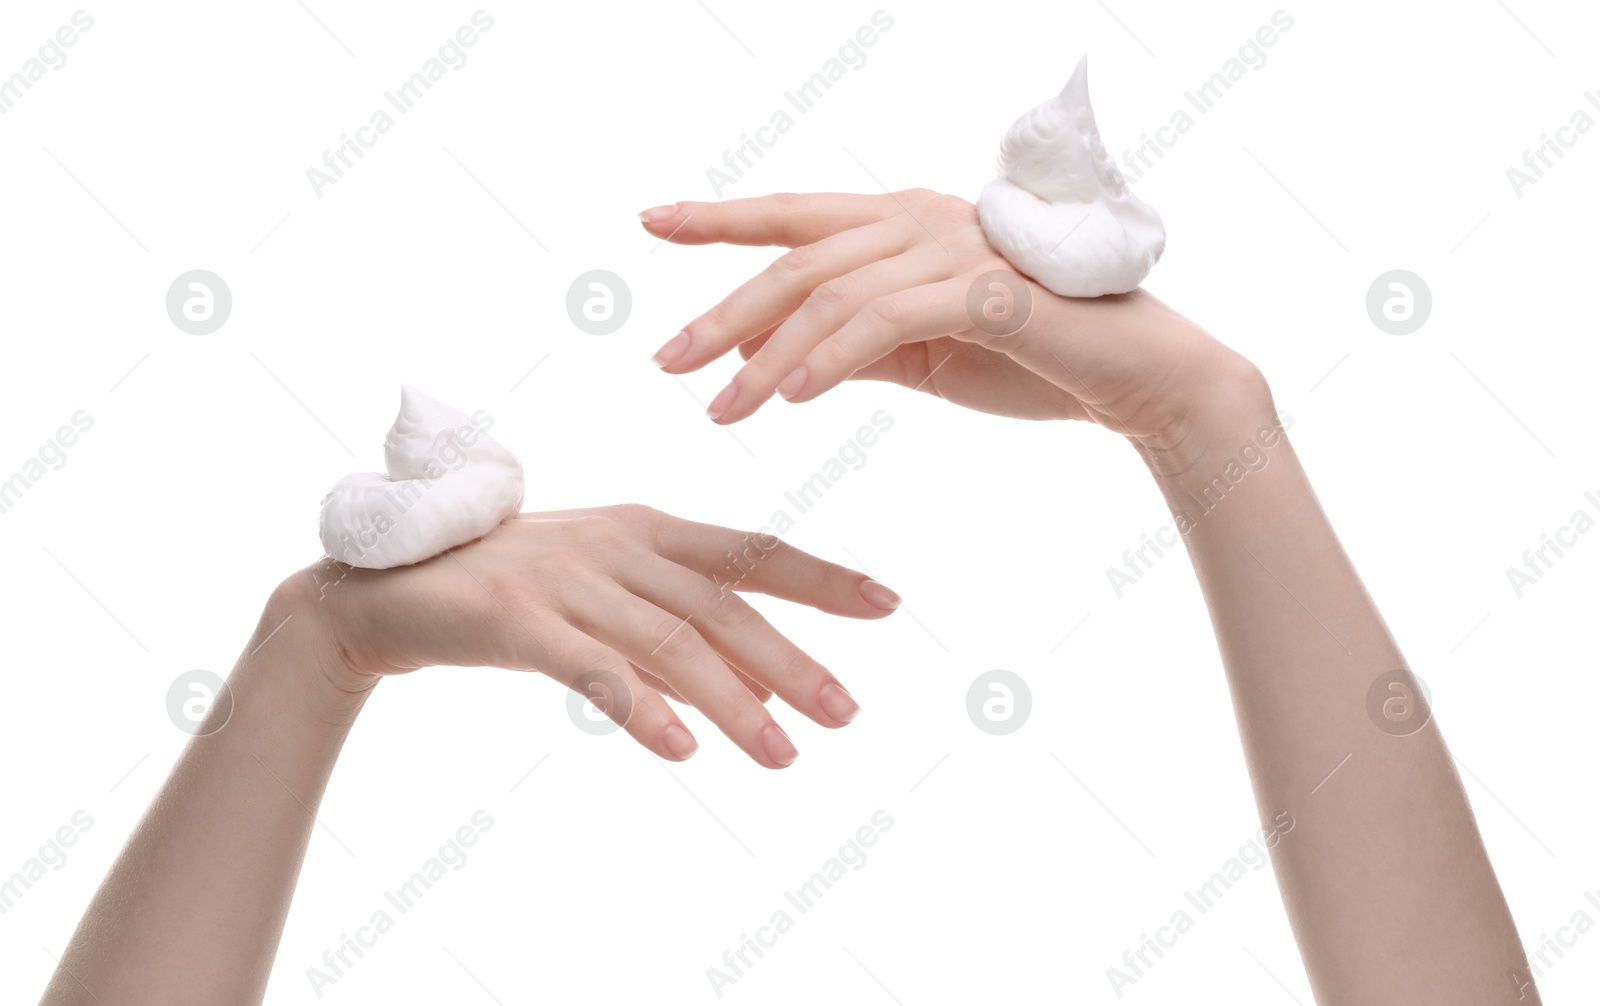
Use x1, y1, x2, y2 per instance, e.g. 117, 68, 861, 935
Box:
1139, 385, 1535, 1003
36, 506, 892, 1003
40, 577, 369, 1006
634, 188, 1541, 999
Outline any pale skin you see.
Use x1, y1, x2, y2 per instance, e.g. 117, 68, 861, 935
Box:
37, 188, 1537, 1004
38, 509, 899, 1005
640, 189, 1540, 1002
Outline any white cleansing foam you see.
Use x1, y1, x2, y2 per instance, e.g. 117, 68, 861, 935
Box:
977, 57, 1165, 298
318, 386, 524, 569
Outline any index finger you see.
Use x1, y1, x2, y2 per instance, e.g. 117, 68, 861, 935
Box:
638, 190, 929, 248
657, 516, 901, 618
548, 505, 902, 616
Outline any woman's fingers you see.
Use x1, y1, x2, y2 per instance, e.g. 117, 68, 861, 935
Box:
528, 617, 699, 761
568, 576, 801, 769
638, 191, 923, 248
737, 328, 777, 360
707, 245, 956, 423
632, 664, 687, 704
780, 274, 977, 403
638, 661, 774, 705
619, 552, 860, 730
614, 509, 900, 618
653, 216, 914, 375
729, 663, 775, 703
734, 322, 782, 362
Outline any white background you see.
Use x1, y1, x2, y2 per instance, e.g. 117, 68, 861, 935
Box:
1, 0, 1597, 1002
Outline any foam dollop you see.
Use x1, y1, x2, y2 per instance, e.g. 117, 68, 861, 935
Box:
318, 386, 524, 569
977, 56, 1165, 298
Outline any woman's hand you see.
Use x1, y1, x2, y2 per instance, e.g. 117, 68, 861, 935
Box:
295, 504, 899, 769
641, 191, 1266, 461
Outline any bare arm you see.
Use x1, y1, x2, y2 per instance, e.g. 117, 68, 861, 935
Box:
39, 580, 366, 1005
39, 506, 897, 1004
1136, 385, 1537, 1002
643, 189, 1540, 1002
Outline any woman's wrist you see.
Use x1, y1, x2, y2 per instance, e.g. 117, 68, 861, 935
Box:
261, 566, 381, 724
1130, 357, 1286, 516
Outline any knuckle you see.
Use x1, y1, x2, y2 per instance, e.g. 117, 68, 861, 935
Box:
482, 569, 543, 610
808, 276, 855, 310
980, 253, 1014, 275
895, 187, 940, 208
573, 666, 637, 719
695, 300, 732, 336
651, 619, 705, 662
721, 681, 772, 724
957, 225, 1000, 255
569, 515, 631, 550
774, 242, 819, 277
746, 533, 791, 569
769, 191, 804, 210
721, 530, 780, 581
861, 294, 908, 329
776, 647, 824, 686
529, 563, 602, 623
809, 335, 854, 373
923, 193, 976, 223
604, 502, 660, 529
710, 592, 762, 633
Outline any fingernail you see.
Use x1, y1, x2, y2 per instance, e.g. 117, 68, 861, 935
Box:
776, 366, 809, 401
663, 723, 699, 760
653, 331, 690, 368
639, 203, 679, 224
706, 381, 737, 420
818, 682, 860, 724
761, 723, 799, 767
858, 579, 901, 610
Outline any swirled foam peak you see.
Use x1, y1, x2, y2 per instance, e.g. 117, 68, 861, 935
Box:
318, 385, 525, 569
977, 56, 1164, 298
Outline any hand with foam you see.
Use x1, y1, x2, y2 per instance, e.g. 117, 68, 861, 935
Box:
641, 190, 1255, 459
37, 456, 905, 1006
306, 500, 899, 769
640, 130, 1537, 1006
